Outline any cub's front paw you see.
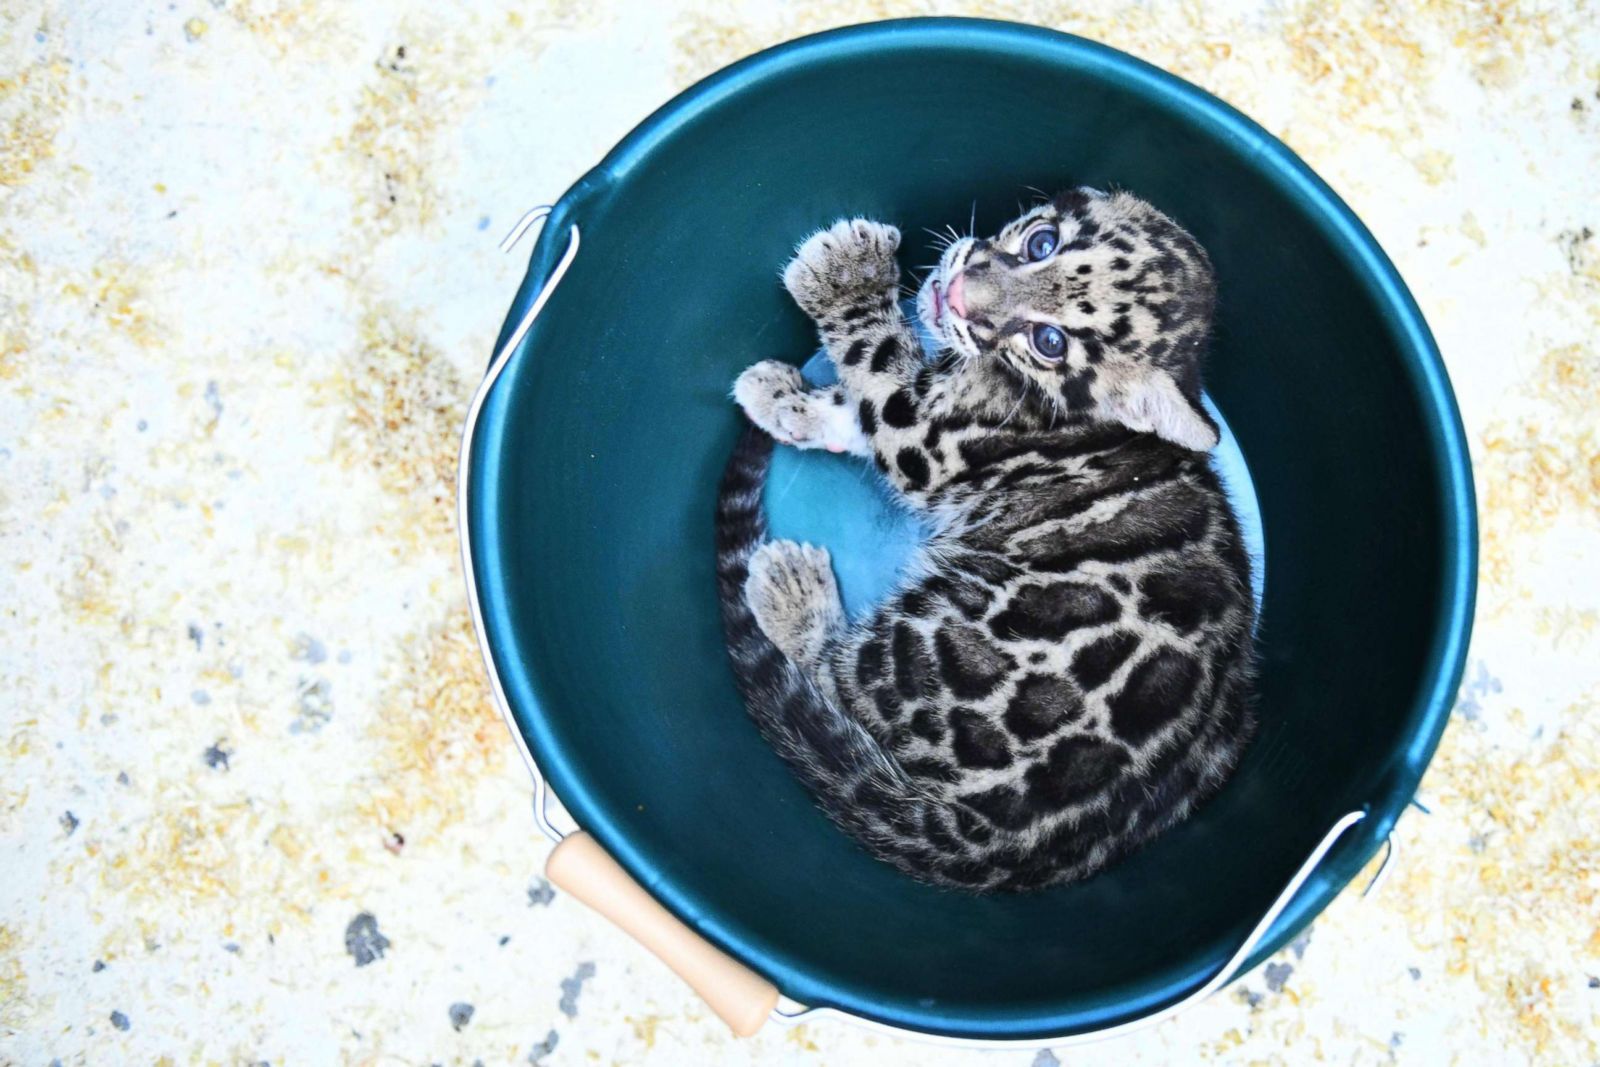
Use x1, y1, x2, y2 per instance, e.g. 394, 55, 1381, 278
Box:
782, 218, 901, 320
733, 360, 868, 455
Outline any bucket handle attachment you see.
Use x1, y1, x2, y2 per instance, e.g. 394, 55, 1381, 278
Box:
460, 209, 1391, 1045
459, 207, 781, 1036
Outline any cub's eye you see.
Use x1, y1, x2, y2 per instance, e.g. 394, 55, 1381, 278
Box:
1022, 224, 1059, 262
1029, 323, 1067, 363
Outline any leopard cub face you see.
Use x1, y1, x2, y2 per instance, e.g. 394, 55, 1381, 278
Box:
917, 188, 1220, 451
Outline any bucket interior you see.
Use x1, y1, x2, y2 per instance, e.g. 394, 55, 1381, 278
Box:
471, 21, 1472, 1039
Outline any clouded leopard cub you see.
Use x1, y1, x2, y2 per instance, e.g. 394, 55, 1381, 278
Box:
715, 189, 1255, 891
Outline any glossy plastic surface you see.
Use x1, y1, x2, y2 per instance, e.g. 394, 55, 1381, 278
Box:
469, 18, 1475, 1040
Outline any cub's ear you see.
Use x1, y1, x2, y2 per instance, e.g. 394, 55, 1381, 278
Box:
1095, 371, 1220, 452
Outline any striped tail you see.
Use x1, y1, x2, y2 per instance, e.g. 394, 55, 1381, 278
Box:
714, 425, 940, 871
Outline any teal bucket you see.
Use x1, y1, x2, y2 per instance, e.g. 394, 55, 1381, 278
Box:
460, 18, 1476, 1043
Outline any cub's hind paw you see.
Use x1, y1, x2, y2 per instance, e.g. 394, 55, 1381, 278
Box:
782, 219, 901, 320
733, 360, 868, 455
745, 540, 844, 667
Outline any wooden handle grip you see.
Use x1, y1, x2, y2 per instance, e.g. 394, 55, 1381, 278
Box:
545, 832, 779, 1037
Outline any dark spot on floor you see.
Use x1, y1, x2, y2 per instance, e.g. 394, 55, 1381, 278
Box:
292, 677, 333, 733
448, 1002, 474, 1031
528, 1029, 560, 1064
558, 961, 595, 1018
92, 959, 106, 973
294, 633, 327, 665
1263, 961, 1293, 993
1289, 928, 1313, 960
344, 912, 390, 966
526, 878, 555, 906
60, 811, 79, 835
109, 1010, 130, 1031
204, 742, 231, 770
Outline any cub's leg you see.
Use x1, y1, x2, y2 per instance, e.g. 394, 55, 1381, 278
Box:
782, 220, 947, 498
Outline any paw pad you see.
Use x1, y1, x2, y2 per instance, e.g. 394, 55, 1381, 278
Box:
783, 218, 902, 318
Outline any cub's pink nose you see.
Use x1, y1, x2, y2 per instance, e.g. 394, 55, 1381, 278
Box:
945, 271, 969, 319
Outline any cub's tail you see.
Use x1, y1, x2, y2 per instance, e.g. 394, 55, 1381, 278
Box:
714, 425, 945, 876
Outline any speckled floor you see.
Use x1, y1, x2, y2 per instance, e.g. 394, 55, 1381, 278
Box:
2, 1, 1596, 1064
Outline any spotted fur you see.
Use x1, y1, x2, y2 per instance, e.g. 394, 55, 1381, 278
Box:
718, 191, 1255, 891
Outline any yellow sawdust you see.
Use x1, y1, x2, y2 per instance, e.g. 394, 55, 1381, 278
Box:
1396, 695, 1600, 1060
627, 1012, 664, 1049
1206, 1026, 1246, 1055
1419, 0, 1560, 72
1534, 342, 1600, 419
0, 329, 21, 380
335, 39, 450, 239
0, 235, 34, 381
61, 551, 117, 626
672, 11, 772, 85
324, 306, 467, 549
1287, 0, 1558, 101
55, 263, 162, 348
0, 51, 69, 188
783, 1022, 821, 1052
0, 770, 27, 836
357, 604, 508, 840
1477, 344, 1600, 599
1533, 604, 1600, 649
1282, 0, 1422, 108
70, 561, 500, 942
95, 797, 337, 941
323, 6, 590, 245
217, 0, 358, 59
0, 923, 29, 1032
100, 799, 256, 906
1277, 2, 1466, 178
